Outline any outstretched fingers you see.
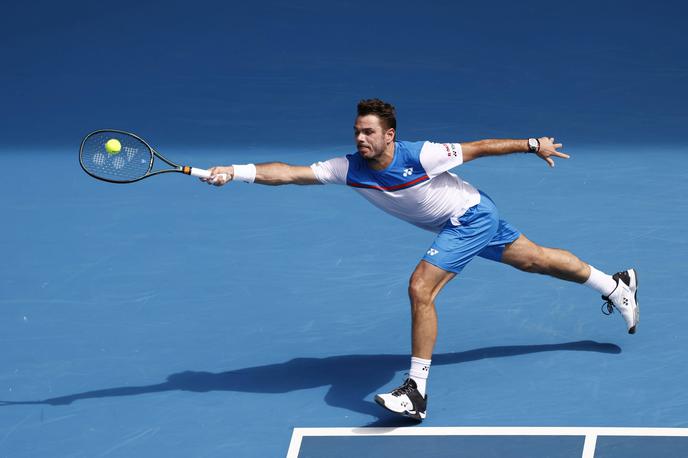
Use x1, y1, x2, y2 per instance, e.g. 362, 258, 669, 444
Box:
537, 137, 570, 167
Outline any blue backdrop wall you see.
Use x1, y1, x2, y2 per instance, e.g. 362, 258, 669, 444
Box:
1, 0, 686, 150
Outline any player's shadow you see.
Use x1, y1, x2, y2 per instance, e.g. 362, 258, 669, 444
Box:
0, 340, 620, 427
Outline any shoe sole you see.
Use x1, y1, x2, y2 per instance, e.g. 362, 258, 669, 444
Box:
628, 268, 639, 334
374, 395, 426, 420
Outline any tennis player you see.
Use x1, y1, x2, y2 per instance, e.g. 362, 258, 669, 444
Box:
204, 99, 639, 421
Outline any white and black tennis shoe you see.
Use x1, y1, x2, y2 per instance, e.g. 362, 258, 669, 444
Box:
374, 378, 427, 420
602, 268, 639, 334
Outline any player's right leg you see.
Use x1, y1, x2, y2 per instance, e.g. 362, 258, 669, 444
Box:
374, 260, 454, 420
376, 194, 500, 420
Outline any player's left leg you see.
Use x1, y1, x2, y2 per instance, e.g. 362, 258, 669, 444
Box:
499, 234, 639, 333
499, 233, 590, 282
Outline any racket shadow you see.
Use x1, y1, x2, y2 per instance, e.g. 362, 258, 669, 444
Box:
0, 340, 620, 425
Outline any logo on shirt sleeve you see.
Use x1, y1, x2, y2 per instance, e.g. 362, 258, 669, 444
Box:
443, 143, 459, 157
402, 167, 414, 177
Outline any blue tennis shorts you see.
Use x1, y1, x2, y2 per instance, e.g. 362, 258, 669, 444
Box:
422, 191, 521, 274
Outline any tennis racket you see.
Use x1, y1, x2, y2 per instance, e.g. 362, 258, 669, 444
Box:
79, 129, 223, 183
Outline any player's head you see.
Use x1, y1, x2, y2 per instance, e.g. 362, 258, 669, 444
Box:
355, 99, 396, 158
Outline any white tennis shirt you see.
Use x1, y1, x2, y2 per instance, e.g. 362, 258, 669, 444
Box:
310, 141, 480, 232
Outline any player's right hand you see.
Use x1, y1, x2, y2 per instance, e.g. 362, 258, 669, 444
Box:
203, 166, 234, 186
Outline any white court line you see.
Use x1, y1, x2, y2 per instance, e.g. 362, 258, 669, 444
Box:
287, 426, 688, 458
286, 432, 303, 458
581, 434, 597, 458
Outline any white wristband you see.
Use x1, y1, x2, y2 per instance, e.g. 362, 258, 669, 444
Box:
232, 164, 256, 183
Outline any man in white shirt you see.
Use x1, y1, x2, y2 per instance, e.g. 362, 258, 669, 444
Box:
204, 99, 639, 421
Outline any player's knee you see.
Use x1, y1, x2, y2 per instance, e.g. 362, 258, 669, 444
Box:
408, 276, 432, 305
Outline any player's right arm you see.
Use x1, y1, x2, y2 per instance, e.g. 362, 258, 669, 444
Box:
205, 157, 348, 187
205, 162, 321, 186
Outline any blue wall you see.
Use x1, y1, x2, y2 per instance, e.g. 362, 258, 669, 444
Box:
2, 0, 686, 150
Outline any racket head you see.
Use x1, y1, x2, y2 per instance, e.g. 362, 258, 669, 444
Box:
79, 130, 154, 183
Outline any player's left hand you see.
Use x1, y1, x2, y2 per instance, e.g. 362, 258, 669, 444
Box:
536, 137, 569, 167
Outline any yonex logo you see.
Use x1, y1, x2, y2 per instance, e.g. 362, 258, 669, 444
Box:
402, 167, 413, 177
112, 155, 125, 170
427, 248, 439, 256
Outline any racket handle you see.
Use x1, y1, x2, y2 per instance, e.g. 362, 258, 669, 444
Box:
188, 167, 211, 179
184, 166, 228, 183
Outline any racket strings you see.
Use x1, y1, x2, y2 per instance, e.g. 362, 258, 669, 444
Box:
80, 132, 152, 182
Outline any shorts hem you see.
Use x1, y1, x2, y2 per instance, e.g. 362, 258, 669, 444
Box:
421, 257, 463, 274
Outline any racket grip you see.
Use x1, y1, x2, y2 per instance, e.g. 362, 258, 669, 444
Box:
188, 167, 211, 179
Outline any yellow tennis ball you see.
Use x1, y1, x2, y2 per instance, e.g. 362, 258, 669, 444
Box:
105, 138, 122, 154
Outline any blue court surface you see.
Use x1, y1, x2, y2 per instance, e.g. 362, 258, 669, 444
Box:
2, 0, 688, 456
289, 427, 688, 457
1, 146, 687, 456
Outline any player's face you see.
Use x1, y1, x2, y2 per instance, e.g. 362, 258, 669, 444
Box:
354, 115, 394, 159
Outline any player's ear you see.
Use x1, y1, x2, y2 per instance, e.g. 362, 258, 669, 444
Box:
385, 127, 395, 143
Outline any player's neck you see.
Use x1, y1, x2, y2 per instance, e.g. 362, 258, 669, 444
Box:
367, 142, 396, 171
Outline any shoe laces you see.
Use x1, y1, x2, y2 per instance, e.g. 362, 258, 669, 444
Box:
601, 297, 615, 316
601, 279, 621, 316
391, 378, 416, 397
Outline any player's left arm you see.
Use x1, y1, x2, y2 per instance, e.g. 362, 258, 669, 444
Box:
461, 137, 569, 167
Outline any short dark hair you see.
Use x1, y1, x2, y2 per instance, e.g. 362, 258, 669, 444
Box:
357, 98, 396, 132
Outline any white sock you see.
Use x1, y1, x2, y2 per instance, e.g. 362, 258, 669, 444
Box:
409, 357, 431, 396
584, 265, 617, 297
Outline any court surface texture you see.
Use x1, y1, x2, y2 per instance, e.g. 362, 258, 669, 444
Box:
1, 145, 686, 457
